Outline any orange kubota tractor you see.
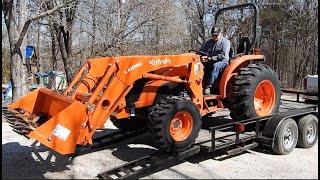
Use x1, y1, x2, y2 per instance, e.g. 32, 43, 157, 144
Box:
3, 3, 281, 155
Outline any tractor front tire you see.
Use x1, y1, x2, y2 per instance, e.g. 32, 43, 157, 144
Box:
228, 63, 281, 120
148, 98, 201, 153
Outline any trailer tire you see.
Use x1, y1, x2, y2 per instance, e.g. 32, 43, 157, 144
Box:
297, 114, 318, 148
228, 64, 281, 121
148, 98, 201, 153
110, 117, 147, 132
272, 118, 298, 155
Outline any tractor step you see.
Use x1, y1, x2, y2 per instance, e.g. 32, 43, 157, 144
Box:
203, 94, 221, 100
97, 146, 200, 180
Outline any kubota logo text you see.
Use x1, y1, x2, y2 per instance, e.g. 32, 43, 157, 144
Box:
149, 58, 171, 66
124, 62, 142, 74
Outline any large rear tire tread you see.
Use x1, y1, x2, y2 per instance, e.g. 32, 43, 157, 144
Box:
228, 63, 281, 120
147, 97, 201, 153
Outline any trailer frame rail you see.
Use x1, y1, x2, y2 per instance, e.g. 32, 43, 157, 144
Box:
96, 105, 318, 179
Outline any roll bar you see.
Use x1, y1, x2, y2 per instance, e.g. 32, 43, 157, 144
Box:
214, 3, 259, 54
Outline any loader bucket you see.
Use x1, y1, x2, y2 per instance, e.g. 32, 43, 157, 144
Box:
3, 88, 87, 154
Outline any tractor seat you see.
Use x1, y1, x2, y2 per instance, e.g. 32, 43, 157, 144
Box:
237, 36, 250, 54
229, 37, 251, 63
229, 46, 234, 62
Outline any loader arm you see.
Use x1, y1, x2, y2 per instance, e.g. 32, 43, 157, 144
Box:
5, 53, 202, 154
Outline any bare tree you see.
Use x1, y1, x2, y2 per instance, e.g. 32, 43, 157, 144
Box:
44, 0, 79, 83
2, 0, 76, 101
259, 0, 318, 88
2, 0, 317, 94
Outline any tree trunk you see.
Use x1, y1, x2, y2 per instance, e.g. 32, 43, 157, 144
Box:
50, 26, 57, 71
91, 0, 97, 57
3, 0, 77, 100
53, 24, 74, 83
3, 0, 29, 101
51, 0, 79, 83
36, 20, 41, 73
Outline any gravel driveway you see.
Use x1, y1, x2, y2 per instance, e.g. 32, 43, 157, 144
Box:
2, 95, 318, 179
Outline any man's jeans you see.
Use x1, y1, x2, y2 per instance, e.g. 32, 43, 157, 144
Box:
208, 61, 228, 86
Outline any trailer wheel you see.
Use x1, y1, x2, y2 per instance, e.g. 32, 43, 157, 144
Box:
228, 64, 281, 120
110, 117, 147, 132
297, 114, 318, 148
148, 98, 201, 153
272, 118, 298, 155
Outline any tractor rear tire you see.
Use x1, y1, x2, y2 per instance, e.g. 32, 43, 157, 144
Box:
110, 117, 147, 132
228, 63, 281, 121
148, 97, 201, 153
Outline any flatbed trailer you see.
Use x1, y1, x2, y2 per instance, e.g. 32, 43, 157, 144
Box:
281, 88, 319, 103
3, 97, 317, 179
96, 102, 318, 179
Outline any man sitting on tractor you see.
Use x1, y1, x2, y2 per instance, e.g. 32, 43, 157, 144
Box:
200, 27, 231, 95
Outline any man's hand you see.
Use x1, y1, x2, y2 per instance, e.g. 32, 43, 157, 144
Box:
201, 55, 218, 63
210, 56, 218, 61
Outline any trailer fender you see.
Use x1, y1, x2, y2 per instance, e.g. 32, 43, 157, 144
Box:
262, 107, 318, 145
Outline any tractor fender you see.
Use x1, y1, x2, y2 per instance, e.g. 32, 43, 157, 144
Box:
262, 108, 318, 146
219, 54, 265, 98
114, 81, 182, 119
153, 82, 182, 104
133, 81, 187, 108
132, 80, 171, 108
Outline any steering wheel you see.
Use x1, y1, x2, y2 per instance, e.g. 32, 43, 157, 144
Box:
188, 50, 214, 63
188, 50, 208, 57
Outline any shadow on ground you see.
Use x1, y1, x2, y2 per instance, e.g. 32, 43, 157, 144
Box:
110, 133, 158, 162
250, 145, 274, 155
2, 141, 75, 179
2, 129, 157, 179
74, 128, 158, 161
2, 113, 280, 179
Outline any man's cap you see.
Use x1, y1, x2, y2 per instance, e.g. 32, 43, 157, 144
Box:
211, 27, 222, 35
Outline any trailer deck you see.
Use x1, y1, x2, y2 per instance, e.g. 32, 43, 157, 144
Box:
96, 99, 317, 179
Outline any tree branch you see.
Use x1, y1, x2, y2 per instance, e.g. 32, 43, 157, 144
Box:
12, 0, 76, 56
29, 0, 76, 21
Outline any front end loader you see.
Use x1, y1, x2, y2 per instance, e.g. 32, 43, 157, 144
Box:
4, 54, 205, 154
3, 3, 282, 155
